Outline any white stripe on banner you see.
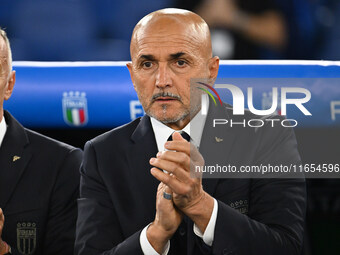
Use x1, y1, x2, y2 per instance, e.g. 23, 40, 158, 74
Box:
13, 60, 340, 67
72, 109, 80, 126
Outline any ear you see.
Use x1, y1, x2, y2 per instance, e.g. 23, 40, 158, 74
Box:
126, 62, 136, 90
208, 56, 219, 81
4, 70, 15, 101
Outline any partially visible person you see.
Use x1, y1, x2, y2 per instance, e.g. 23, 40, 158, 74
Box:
0, 28, 82, 255
177, 0, 287, 59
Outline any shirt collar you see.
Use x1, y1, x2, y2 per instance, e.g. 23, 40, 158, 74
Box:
0, 114, 7, 147
150, 95, 209, 151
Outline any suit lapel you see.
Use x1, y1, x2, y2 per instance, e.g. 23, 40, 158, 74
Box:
199, 99, 238, 195
0, 111, 32, 209
128, 115, 159, 221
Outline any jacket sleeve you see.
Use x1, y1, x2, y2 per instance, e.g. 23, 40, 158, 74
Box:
211, 119, 306, 255
75, 141, 144, 255
43, 148, 82, 254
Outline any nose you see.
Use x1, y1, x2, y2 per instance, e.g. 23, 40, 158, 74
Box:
155, 62, 172, 89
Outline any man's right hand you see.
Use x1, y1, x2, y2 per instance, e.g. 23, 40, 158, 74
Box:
146, 182, 183, 254
0, 208, 10, 255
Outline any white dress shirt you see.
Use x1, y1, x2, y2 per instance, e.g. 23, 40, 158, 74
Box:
0, 115, 7, 148
140, 97, 219, 254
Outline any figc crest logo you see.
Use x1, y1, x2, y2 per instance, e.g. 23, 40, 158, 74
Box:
62, 91, 88, 126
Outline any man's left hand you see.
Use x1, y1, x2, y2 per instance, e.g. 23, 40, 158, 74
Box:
150, 132, 214, 233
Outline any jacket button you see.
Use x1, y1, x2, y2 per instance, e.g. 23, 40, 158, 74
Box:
179, 227, 186, 236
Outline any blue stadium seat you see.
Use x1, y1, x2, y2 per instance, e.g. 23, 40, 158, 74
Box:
9, 0, 97, 60
317, 1, 340, 60
5, 0, 175, 61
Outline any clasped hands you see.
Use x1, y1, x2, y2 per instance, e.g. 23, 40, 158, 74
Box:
147, 132, 214, 253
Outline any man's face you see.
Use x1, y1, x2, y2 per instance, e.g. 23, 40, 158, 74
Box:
127, 17, 218, 129
0, 38, 15, 120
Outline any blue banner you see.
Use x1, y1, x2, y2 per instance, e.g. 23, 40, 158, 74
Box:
4, 61, 340, 128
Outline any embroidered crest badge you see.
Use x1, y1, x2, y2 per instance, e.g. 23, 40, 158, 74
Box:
17, 222, 36, 255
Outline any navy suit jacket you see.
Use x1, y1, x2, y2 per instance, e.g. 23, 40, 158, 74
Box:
75, 100, 306, 255
0, 111, 82, 254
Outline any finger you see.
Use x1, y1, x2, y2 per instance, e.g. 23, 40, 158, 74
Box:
157, 182, 173, 198
157, 182, 165, 192
156, 151, 190, 170
165, 140, 202, 162
164, 140, 190, 155
163, 141, 204, 169
164, 185, 172, 194
165, 132, 190, 151
162, 185, 173, 201
172, 131, 186, 141
0, 208, 4, 235
158, 182, 171, 197
0, 208, 5, 222
150, 157, 190, 182
151, 168, 190, 195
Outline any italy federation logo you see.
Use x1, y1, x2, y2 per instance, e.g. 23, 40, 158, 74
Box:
17, 222, 36, 255
62, 91, 88, 126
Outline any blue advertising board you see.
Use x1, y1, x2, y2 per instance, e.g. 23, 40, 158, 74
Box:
4, 61, 340, 128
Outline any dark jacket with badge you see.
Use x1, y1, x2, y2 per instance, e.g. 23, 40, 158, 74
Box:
75, 98, 306, 255
0, 111, 82, 255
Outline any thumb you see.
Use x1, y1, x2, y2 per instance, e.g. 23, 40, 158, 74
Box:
172, 131, 185, 141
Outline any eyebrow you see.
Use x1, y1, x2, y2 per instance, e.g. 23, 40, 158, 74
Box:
169, 52, 186, 60
138, 52, 188, 62
139, 55, 156, 61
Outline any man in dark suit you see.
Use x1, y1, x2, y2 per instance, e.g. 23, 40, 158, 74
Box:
0, 28, 82, 254
75, 9, 306, 255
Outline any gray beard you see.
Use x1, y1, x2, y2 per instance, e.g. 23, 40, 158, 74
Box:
147, 103, 200, 125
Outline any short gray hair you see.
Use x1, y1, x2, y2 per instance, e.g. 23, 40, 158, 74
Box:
0, 27, 12, 72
